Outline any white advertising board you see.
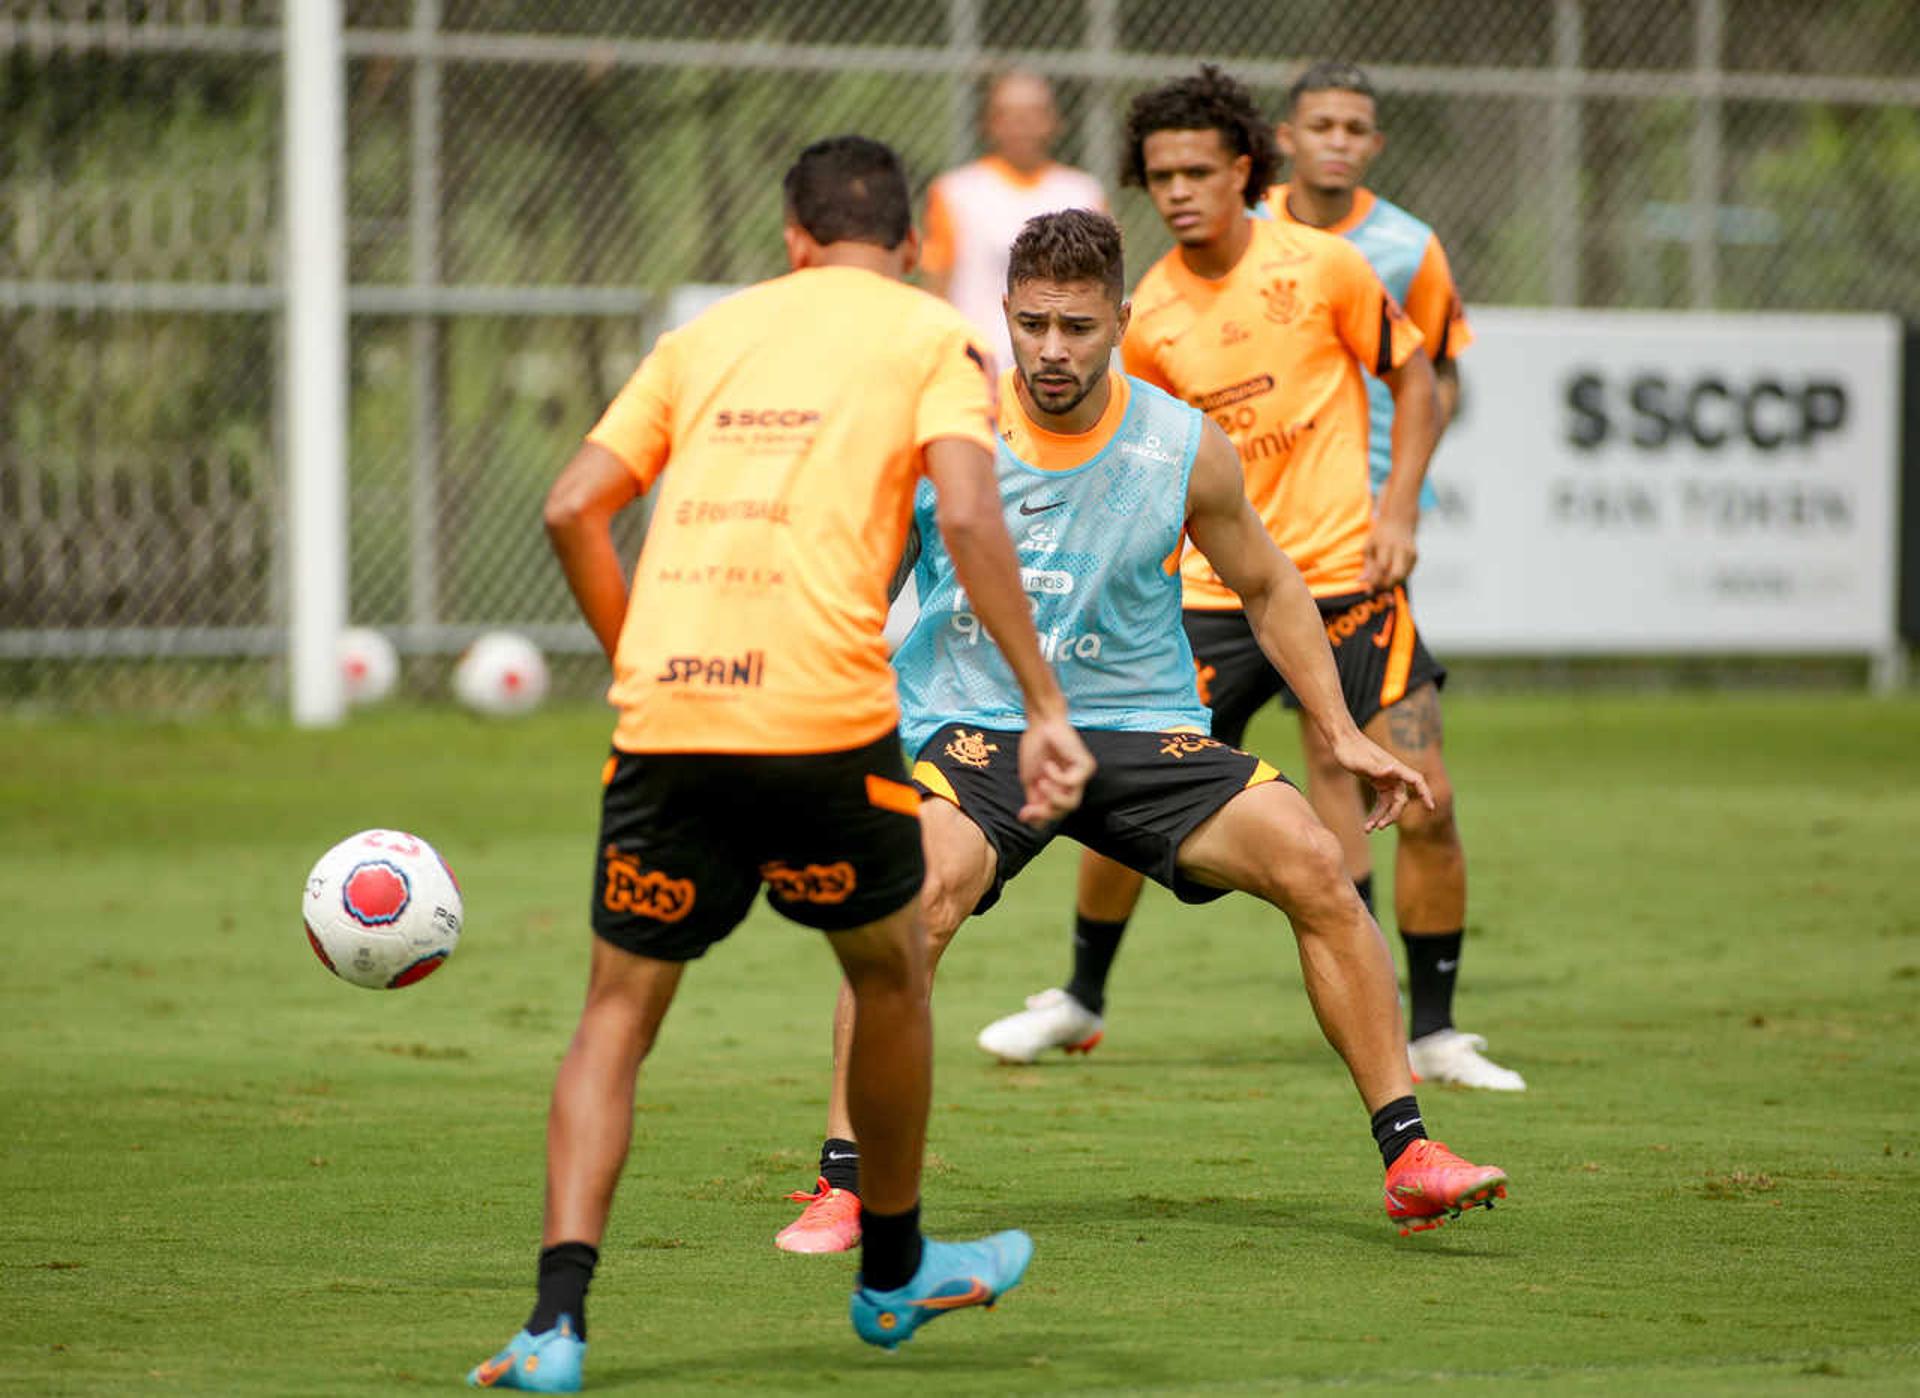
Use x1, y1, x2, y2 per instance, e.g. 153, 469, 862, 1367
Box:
1415, 310, 1901, 654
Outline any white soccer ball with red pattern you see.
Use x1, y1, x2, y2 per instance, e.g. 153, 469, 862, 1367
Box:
452, 631, 549, 717
302, 829, 462, 989
339, 627, 399, 705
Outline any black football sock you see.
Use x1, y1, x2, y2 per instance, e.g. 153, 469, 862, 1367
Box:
1371, 1095, 1429, 1169
1402, 929, 1463, 1041
820, 1136, 860, 1195
1063, 914, 1128, 1016
860, 1202, 924, 1292
1353, 872, 1375, 916
527, 1241, 598, 1339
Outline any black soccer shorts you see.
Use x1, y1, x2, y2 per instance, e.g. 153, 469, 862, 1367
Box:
1183, 586, 1446, 744
590, 731, 926, 961
912, 723, 1287, 916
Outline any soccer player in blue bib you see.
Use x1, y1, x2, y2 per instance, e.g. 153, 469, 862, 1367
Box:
776, 210, 1508, 1254
988, 63, 1524, 1093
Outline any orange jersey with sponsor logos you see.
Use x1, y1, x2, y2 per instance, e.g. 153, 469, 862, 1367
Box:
587, 265, 995, 755
1123, 216, 1423, 602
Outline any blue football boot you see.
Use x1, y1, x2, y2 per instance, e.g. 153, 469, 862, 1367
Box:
467, 1314, 586, 1391
850, 1230, 1034, 1350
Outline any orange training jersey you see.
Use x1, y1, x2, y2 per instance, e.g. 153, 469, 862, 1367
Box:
1123, 216, 1423, 602
586, 265, 995, 755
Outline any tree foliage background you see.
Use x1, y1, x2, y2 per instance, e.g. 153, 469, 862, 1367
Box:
1, 0, 1915, 708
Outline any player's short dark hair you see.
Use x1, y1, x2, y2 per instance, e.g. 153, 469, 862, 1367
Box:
1121, 64, 1276, 210
1288, 60, 1377, 113
782, 135, 912, 250
1006, 209, 1125, 304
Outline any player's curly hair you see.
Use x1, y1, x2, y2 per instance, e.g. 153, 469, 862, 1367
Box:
1006, 208, 1125, 304
1121, 64, 1276, 210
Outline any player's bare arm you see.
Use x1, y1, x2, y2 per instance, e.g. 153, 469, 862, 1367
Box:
1364, 346, 1440, 594
543, 441, 643, 662
924, 435, 1095, 824
1182, 418, 1431, 830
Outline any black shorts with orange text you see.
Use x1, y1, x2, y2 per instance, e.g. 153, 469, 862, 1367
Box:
590, 730, 926, 961
1183, 586, 1446, 743
912, 724, 1286, 917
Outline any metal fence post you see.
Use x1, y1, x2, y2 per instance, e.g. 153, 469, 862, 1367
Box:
1691, 0, 1724, 309
947, 0, 980, 169
409, 0, 442, 641
1549, 0, 1583, 307
285, 0, 348, 725
1084, 0, 1121, 197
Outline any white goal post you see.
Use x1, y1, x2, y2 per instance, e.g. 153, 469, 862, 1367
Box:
284, 0, 349, 726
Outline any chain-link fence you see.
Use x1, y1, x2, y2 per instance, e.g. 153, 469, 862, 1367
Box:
4, 0, 1917, 713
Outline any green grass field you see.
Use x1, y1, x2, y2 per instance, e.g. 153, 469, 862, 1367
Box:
5, 694, 1918, 1395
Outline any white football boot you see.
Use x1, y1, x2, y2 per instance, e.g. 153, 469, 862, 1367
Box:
975, 987, 1104, 1064
1408, 1029, 1527, 1091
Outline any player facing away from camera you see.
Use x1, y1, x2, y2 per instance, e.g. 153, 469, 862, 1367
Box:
467, 137, 1095, 1392
775, 209, 1508, 1257
978, 66, 1523, 1092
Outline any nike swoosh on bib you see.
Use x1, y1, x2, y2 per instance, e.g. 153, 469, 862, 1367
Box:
1018, 498, 1066, 515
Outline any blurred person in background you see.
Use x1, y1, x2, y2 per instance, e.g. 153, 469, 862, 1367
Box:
1248, 61, 1519, 1090
921, 69, 1108, 369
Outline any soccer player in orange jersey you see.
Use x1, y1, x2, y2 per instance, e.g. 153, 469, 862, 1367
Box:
467, 137, 1095, 1390
1258, 62, 1519, 1089
978, 66, 1519, 1091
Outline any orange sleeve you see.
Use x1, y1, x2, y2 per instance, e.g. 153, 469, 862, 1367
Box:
1327, 238, 1424, 379
1403, 235, 1474, 363
585, 332, 678, 489
915, 324, 997, 455
920, 181, 957, 277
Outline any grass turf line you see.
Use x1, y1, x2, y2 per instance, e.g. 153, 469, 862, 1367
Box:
2, 694, 1917, 1394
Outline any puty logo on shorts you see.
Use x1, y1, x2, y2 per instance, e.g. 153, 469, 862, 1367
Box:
1159, 734, 1224, 760
944, 729, 999, 769
657, 650, 766, 687
602, 847, 696, 923
760, 860, 857, 905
